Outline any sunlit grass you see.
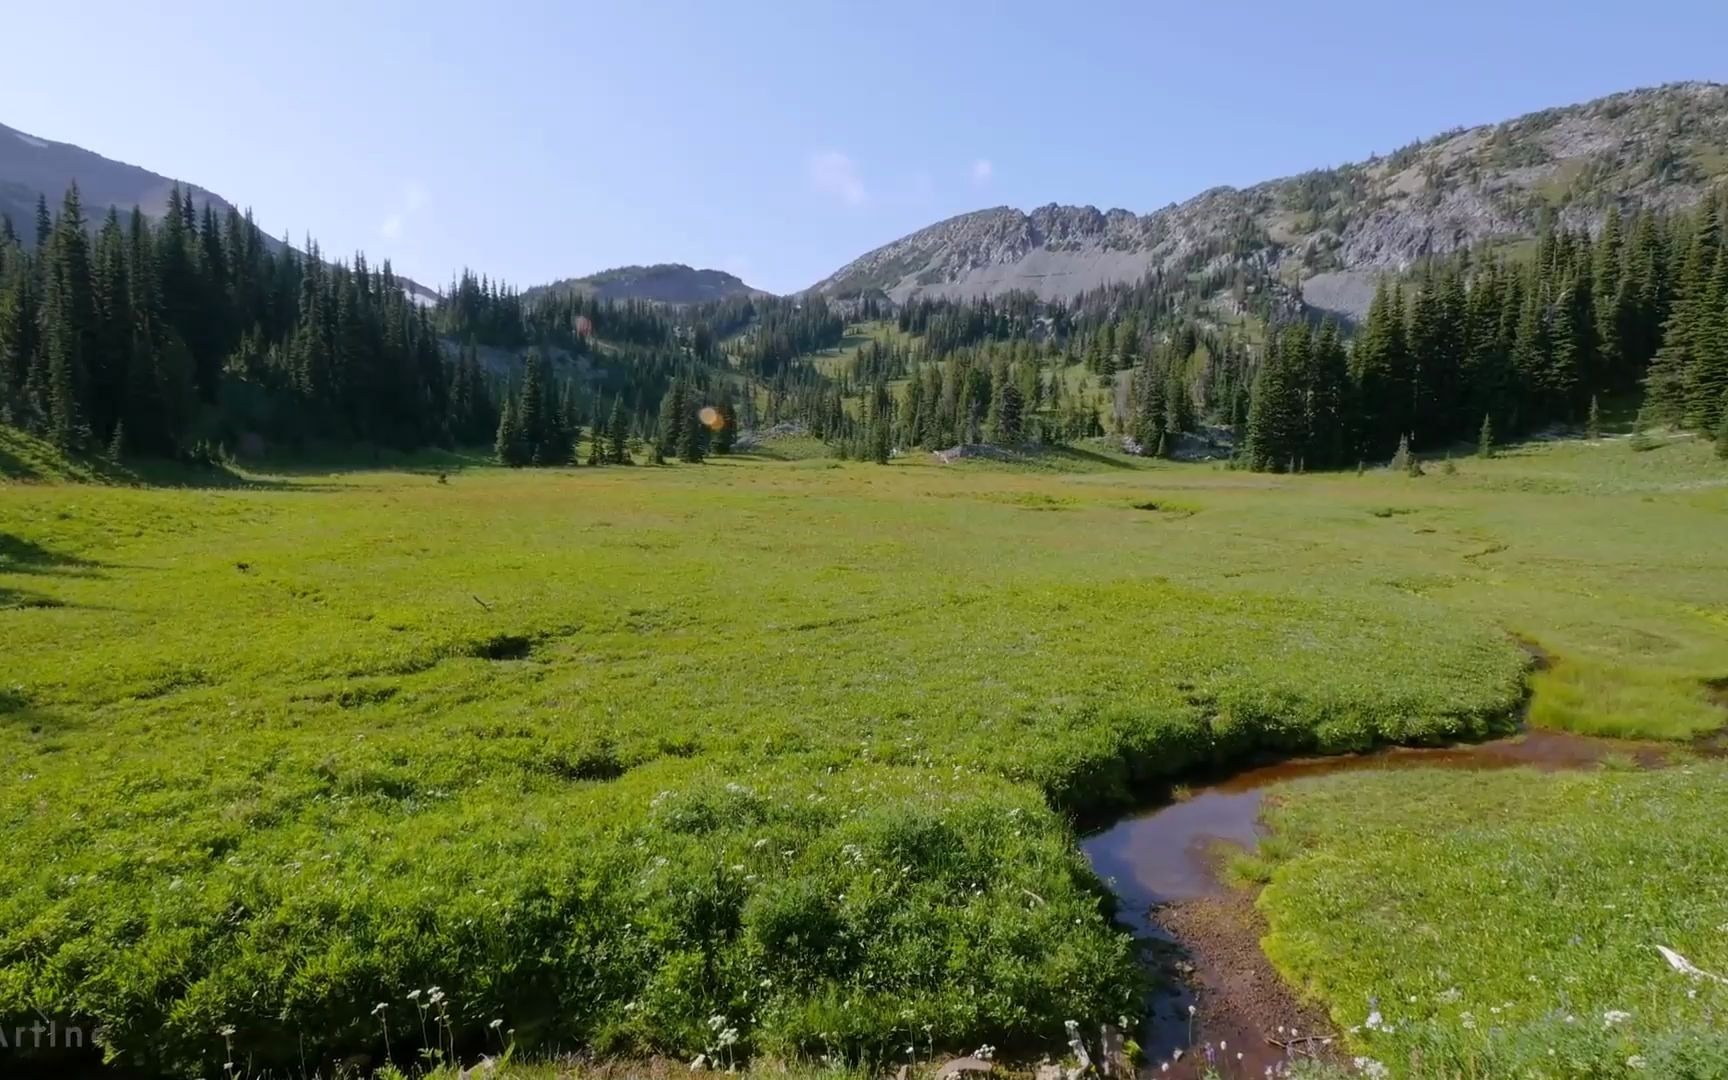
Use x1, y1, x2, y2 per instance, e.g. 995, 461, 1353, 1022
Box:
1, 430, 1724, 1073
1258, 762, 1728, 1078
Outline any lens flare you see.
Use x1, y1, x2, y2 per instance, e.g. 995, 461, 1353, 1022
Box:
698, 406, 722, 430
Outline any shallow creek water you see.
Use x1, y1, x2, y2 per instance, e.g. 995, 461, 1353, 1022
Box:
1079, 730, 1674, 1076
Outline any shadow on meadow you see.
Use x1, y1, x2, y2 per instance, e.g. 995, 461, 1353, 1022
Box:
0, 692, 80, 738
0, 440, 307, 491
1034, 444, 1141, 471
0, 426, 452, 489
0, 532, 108, 611
233, 444, 494, 479
0, 532, 97, 573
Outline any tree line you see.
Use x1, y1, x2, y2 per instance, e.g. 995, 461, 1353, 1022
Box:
0, 183, 802, 468
1244, 191, 1728, 471
1, 183, 482, 459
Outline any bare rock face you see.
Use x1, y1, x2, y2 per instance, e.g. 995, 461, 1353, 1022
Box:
810, 82, 1728, 320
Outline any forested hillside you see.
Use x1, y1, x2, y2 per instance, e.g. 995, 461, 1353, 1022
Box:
0, 187, 837, 467
807, 188, 1728, 470
5, 83, 1726, 477
0, 184, 481, 459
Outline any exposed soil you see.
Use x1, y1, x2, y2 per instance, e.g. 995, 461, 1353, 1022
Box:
1153, 891, 1337, 1078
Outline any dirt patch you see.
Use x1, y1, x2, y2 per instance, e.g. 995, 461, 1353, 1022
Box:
469, 633, 534, 661
1706, 678, 1728, 711
1129, 500, 1198, 518
1152, 891, 1338, 1078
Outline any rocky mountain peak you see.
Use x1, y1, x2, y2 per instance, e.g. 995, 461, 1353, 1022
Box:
811, 82, 1728, 320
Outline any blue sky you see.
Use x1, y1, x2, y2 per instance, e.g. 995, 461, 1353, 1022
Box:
4, 0, 1724, 294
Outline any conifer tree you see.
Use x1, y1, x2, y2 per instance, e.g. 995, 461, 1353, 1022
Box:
1646, 199, 1719, 424
0, 253, 40, 425
607, 396, 630, 464
42, 184, 96, 449
33, 194, 51, 253
1130, 355, 1165, 455
46, 328, 78, 450
516, 351, 548, 464
713, 398, 737, 454
1305, 319, 1349, 469
1352, 280, 1411, 458
657, 378, 687, 459
866, 379, 892, 464
989, 380, 1024, 446
679, 396, 705, 464
1690, 245, 1728, 434
1165, 369, 1193, 437
494, 395, 523, 466
1478, 414, 1495, 458
1246, 329, 1303, 471
1593, 206, 1626, 380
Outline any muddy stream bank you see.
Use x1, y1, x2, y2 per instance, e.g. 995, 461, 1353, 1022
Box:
1079, 730, 1681, 1078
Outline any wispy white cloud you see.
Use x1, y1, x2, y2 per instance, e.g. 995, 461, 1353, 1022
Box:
379, 183, 430, 240
970, 158, 994, 186
807, 151, 868, 207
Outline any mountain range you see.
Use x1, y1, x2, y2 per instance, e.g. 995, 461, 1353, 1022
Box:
810, 81, 1728, 319
7, 81, 1727, 321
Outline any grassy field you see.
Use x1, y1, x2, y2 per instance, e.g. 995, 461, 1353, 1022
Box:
1257, 761, 1728, 1078
1, 428, 1725, 1074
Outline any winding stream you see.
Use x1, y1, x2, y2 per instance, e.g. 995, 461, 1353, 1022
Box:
1079, 730, 1675, 1075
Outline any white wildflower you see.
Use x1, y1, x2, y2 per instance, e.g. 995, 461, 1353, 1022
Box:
1353, 1057, 1389, 1080
1603, 1009, 1632, 1028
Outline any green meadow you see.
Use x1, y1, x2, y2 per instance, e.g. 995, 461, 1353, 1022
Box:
1258, 761, 1728, 1078
1, 429, 1725, 1074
